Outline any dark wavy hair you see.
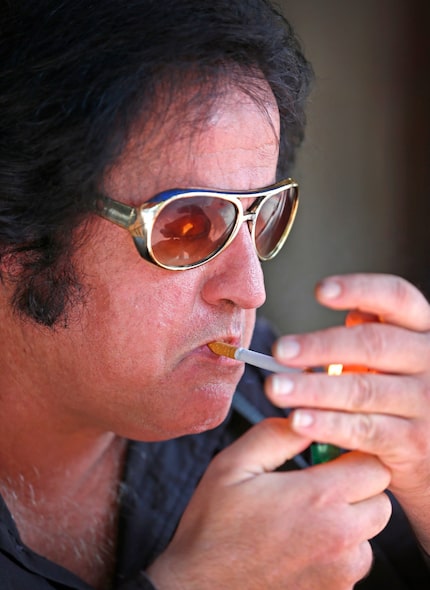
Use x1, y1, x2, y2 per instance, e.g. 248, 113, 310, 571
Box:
0, 0, 313, 326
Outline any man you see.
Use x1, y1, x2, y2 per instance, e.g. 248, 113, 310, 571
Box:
1, 1, 429, 589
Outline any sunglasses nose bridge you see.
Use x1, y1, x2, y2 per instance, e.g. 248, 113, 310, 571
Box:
241, 210, 257, 225
235, 211, 259, 254
238, 210, 257, 238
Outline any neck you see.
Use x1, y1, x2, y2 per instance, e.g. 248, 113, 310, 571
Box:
0, 430, 127, 589
0, 306, 128, 587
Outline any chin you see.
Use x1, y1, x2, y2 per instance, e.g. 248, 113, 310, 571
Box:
175, 384, 235, 436
138, 411, 230, 441
188, 408, 231, 434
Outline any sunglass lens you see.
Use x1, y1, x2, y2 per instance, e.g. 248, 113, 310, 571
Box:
255, 188, 295, 258
151, 196, 237, 267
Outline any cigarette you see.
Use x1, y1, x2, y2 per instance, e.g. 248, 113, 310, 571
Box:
208, 341, 300, 373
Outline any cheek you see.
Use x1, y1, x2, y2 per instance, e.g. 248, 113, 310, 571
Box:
78, 244, 200, 374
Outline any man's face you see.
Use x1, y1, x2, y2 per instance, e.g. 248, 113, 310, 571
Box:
25, 85, 281, 441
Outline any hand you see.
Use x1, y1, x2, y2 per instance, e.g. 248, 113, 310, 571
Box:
266, 273, 430, 549
147, 417, 391, 590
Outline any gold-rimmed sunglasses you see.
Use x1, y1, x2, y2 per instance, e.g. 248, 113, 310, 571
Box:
95, 178, 299, 270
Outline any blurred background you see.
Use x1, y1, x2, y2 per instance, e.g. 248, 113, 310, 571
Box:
260, 0, 430, 334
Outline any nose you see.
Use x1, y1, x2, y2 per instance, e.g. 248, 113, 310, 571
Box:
200, 224, 266, 309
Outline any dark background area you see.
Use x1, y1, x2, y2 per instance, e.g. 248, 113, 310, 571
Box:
261, 0, 430, 334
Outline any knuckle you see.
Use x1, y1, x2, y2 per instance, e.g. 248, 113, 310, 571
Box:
327, 538, 373, 587
356, 323, 386, 364
335, 542, 373, 588
367, 492, 392, 535
350, 413, 376, 447
340, 548, 373, 589
348, 373, 374, 409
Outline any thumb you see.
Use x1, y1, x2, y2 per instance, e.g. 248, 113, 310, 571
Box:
210, 417, 311, 485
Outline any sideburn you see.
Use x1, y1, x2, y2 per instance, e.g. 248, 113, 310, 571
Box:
1, 235, 84, 328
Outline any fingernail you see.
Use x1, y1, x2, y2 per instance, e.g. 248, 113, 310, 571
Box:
292, 411, 314, 428
271, 375, 294, 396
318, 279, 341, 300
275, 338, 300, 360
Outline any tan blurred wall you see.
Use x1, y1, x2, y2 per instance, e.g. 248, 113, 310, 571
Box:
260, 0, 428, 334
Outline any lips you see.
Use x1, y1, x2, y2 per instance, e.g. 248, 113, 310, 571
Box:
206, 335, 241, 348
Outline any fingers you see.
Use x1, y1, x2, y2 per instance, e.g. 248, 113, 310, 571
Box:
292, 408, 417, 465
271, 273, 430, 372
273, 322, 430, 374
209, 417, 311, 484
266, 368, 429, 470
211, 416, 391, 503
309, 451, 391, 504
315, 273, 430, 331
349, 492, 393, 542
266, 372, 424, 418
159, 418, 392, 590
266, 369, 429, 473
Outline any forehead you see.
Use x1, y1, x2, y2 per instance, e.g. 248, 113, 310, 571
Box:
103, 82, 280, 204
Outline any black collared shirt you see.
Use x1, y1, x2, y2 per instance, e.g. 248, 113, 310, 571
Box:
1, 318, 429, 589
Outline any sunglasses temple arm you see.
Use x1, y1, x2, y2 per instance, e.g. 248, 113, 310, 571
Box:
96, 196, 137, 229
